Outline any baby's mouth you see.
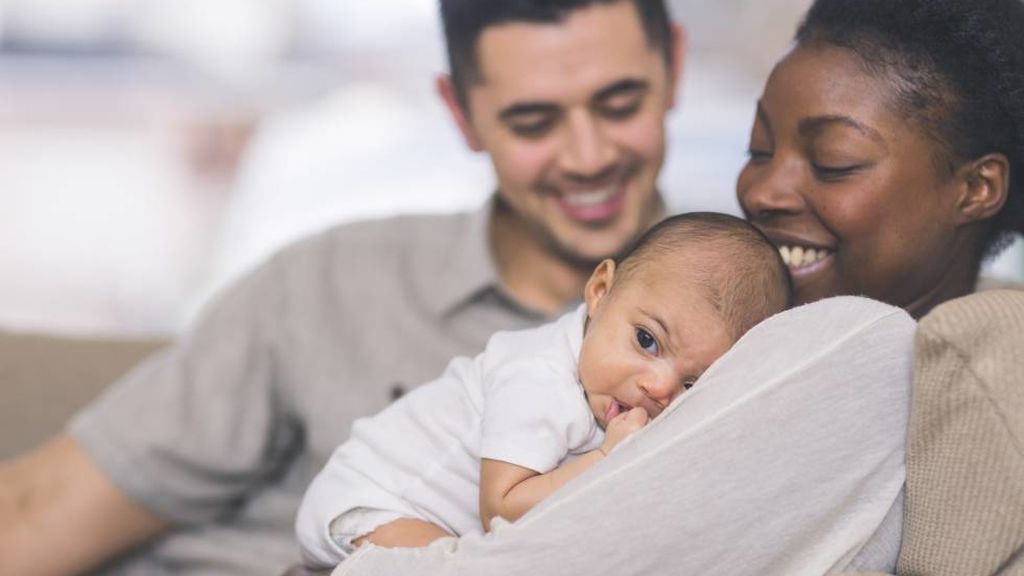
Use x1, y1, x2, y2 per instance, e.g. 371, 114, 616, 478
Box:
604, 398, 630, 423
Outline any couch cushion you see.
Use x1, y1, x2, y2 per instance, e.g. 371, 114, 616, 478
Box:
0, 331, 167, 458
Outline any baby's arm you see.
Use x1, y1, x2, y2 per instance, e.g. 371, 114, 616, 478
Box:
351, 518, 451, 549
479, 406, 648, 531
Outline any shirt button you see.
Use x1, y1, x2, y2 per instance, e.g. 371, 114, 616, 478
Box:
389, 383, 406, 402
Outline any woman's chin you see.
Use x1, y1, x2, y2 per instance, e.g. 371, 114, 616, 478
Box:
789, 257, 839, 304
792, 278, 840, 306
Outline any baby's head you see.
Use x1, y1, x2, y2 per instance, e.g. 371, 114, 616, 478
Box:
578, 212, 791, 429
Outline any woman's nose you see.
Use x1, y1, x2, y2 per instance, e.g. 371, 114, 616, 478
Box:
736, 159, 805, 220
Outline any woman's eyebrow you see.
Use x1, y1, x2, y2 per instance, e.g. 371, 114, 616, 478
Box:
798, 115, 888, 148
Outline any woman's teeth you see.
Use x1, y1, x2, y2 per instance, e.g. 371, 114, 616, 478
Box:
779, 245, 830, 268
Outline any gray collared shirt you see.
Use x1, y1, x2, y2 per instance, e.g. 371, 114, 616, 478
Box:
70, 200, 560, 575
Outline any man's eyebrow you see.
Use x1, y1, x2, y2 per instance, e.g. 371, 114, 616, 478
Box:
497, 79, 650, 122
499, 102, 559, 123
593, 78, 649, 102
798, 115, 887, 147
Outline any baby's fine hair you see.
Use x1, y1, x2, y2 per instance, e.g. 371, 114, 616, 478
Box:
616, 212, 792, 339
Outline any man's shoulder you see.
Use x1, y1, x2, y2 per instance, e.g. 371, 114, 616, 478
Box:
316, 210, 475, 250
269, 210, 478, 271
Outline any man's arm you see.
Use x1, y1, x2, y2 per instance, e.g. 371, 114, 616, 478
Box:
479, 407, 648, 530
0, 435, 167, 576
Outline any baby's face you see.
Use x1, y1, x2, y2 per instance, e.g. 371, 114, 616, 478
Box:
578, 260, 735, 429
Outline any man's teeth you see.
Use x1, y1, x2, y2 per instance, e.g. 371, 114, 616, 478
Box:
779, 245, 830, 267
563, 187, 617, 207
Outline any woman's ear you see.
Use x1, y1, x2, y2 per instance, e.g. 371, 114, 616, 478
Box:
436, 74, 484, 152
956, 153, 1010, 224
584, 260, 617, 315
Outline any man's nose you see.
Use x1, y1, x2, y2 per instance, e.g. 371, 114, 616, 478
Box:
557, 111, 618, 179
737, 159, 805, 220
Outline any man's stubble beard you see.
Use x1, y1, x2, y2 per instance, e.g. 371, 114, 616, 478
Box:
518, 191, 665, 274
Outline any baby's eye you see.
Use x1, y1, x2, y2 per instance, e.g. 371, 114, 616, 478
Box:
635, 328, 658, 354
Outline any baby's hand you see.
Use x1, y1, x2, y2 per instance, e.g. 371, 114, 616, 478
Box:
600, 406, 649, 455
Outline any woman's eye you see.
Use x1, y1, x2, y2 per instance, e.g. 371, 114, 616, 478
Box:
812, 164, 861, 181
683, 379, 697, 391
635, 328, 659, 354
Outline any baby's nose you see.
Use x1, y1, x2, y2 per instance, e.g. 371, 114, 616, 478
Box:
640, 373, 682, 406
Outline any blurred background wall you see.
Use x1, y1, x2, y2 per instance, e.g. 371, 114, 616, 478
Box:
2, 0, 1021, 336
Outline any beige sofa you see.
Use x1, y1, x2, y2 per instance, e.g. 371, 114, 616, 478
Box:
3, 289, 1022, 574
0, 331, 166, 459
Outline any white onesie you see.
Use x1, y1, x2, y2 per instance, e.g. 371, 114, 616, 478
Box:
295, 304, 603, 568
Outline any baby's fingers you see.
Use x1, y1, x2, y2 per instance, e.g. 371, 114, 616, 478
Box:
625, 406, 650, 427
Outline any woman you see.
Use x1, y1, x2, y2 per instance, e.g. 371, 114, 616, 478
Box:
300, 1, 1024, 574
738, 0, 1024, 317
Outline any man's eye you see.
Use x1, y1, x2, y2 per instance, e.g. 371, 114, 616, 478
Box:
683, 378, 697, 391
508, 118, 555, 138
636, 328, 658, 354
600, 100, 641, 120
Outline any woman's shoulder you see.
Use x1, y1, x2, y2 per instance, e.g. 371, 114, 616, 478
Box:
920, 289, 1024, 343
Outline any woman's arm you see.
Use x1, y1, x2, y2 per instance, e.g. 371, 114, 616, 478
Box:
332, 297, 917, 576
479, 407, 648, 530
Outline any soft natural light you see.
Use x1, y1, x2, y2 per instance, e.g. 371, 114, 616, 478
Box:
1, 0, 1020, 335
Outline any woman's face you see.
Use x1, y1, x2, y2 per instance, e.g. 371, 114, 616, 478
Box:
737, 44, 969, 317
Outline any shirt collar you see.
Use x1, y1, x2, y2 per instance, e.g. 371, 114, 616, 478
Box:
419, 196, 505, 318
421, 194, 582, 322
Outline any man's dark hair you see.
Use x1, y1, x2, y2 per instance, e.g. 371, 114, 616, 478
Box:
616, 212, 793, 340
439, 0, 674, 109
796, 0, 1024, 260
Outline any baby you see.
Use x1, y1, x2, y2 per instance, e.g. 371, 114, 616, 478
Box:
296, 212, 791, 568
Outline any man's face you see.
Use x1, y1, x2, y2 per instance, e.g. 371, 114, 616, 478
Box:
448, 1, 681, 265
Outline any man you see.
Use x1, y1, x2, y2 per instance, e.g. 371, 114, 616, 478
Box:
0, 1, 682, 574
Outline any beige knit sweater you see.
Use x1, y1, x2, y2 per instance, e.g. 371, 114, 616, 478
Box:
843, 289, 1019, 573
844, 288, 1024, 576
895, 289, 1024, 576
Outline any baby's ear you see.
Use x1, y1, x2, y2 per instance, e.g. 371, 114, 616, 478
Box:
584, 260, 617, 313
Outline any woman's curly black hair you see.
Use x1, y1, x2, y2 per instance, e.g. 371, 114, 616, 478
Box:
797, 0, 1024, 259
